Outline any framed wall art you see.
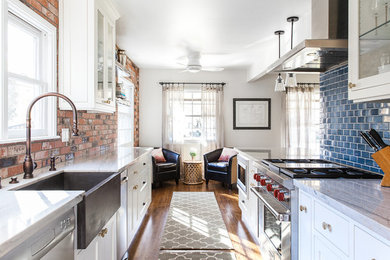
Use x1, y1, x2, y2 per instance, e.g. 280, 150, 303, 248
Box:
233, 98, 271, 130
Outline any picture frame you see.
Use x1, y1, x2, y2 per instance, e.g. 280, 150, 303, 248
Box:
233, 98, 271, 130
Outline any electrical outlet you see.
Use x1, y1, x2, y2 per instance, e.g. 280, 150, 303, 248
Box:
62, 128, 70, 142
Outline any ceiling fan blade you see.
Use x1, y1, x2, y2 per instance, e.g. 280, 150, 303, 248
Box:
202, 67, 224, 72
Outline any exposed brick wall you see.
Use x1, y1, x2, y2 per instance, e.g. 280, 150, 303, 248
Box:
0, 0, 140, 179
125, 58, 140, 146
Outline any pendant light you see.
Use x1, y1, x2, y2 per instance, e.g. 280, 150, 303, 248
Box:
274, 30, 286, 92
285, 72, 297, 87
285, 16, 299, 88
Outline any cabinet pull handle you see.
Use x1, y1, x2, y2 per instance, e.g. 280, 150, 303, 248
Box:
99, 228, 108, 237
242, 200, 245, 204
322, 222, 332, 232
299, 205, 307, 213
102, 100, 111, 104
250, 183, 255, 187
348, 82, 356, 89
133, 185, 138, 190
134, 171, 138, 174
121, 177, 129, 184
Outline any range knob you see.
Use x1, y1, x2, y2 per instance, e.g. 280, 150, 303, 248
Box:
277, 191, 290, 202
260, 178, 271, 186
256, 174, 262, 182
266, 183, 279, 192
254, 174, 258, 180
274, 189, 280, 198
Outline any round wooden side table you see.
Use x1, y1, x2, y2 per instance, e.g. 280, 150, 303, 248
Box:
183, 161, 203, 185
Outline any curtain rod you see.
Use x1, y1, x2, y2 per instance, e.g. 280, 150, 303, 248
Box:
159, 82, 226, 86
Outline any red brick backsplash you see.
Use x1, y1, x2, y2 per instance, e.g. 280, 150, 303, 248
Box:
0, 0, 141, 179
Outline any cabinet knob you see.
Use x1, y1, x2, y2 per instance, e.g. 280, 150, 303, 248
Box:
134, 171, 138, 175
322, 222, 332, 232
299, 205, 307, 213
99, 228, 108, 237
133, 185, 138, 190
348, 82, 356, 89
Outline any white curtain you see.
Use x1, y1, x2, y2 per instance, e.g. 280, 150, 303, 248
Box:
200, 84, 224, 155
162, 83, 184, 153
285, 83, 320, 157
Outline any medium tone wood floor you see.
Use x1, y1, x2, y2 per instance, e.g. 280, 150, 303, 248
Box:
126, 180, 263, 260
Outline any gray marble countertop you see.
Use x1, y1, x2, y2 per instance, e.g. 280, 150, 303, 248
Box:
294, 179, 390, 241
0, 190, 83, 258
0, 145, 152, 256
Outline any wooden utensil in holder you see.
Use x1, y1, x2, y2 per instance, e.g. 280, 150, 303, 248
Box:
372, 146, 390, 187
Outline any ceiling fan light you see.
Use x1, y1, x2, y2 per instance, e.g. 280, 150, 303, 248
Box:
284, 72, 297, 87
275, 73, 286, 92
187, 65, 201, 73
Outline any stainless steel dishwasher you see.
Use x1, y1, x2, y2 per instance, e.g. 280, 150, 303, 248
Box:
3, 208, 76, 260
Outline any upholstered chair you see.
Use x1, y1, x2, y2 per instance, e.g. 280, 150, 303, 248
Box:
152, 148, 180, 187
203, 148, 237, 189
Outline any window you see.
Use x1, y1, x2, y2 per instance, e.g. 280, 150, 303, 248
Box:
285, 83, 320, 157
0, 0, 57, 141
184, 90, 202, 140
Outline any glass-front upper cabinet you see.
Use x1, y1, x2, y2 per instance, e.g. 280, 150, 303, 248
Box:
95, 7, 115, 106
349, 0, 390, 102
59, 0, 119, 113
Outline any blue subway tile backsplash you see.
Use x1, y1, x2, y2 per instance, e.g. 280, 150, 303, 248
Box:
320, 65, 390, 174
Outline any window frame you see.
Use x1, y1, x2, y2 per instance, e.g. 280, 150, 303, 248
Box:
183, 89, 203, 141
0, 0, 57, 143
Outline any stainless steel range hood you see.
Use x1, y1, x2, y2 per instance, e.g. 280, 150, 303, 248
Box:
254, 0, 348, 80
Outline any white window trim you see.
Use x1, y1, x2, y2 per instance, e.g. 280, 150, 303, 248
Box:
0, 0, 57, 143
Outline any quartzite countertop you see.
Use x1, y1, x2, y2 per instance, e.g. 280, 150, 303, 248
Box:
0, 190, 83, 258
0, 146, 152, 257
294, 179, 390, 241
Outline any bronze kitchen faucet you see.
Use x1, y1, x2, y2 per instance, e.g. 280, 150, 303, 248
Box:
23, 92, 79, 179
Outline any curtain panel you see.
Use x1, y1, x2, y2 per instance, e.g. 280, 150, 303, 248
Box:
285, 83, 320, 157
162, 83, 185, 153
201, 84, 224, 155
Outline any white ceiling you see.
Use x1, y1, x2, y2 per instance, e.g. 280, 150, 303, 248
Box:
114, 0, 311, 70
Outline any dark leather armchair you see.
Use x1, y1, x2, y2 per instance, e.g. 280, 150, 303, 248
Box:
203, 148, 237, 190
152, 148, 180, 187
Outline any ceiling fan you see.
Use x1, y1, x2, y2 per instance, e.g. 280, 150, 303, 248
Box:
177, 52, 224, 73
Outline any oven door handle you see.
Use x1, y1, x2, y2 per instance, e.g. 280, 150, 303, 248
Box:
251, 188, 290, 222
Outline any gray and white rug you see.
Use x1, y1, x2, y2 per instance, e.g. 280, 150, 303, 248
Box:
160, 192, 234, 250
159, 250, 236, 260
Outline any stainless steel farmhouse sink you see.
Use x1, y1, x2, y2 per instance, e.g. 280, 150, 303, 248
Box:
19, 171, 120, 249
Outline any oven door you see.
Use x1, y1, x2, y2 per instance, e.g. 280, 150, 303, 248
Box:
257, 189, 291, 260
237, 160, 247, 193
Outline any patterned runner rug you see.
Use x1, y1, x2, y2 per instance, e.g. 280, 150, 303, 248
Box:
159, 192, 234, 251
159, 250, 236, 260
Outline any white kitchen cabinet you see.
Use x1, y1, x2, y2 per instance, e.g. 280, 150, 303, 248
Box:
97, 215, 117, 260
298, 190, 313, 260
313, 234, 347, 260
127, 154, 153, 245
348, 0, 390, 102
116, 170, 128, 259
298, 188, 390, 260
76, 213, 117, 260
354, 226, 390, 260
59, 0, 119, 113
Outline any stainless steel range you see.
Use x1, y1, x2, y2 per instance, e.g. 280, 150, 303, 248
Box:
251, 158, 381, 260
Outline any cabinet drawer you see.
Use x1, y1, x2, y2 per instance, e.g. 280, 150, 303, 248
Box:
354, 226, 390, 260
314, 200, 349, 256
238, 189, 248, 217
